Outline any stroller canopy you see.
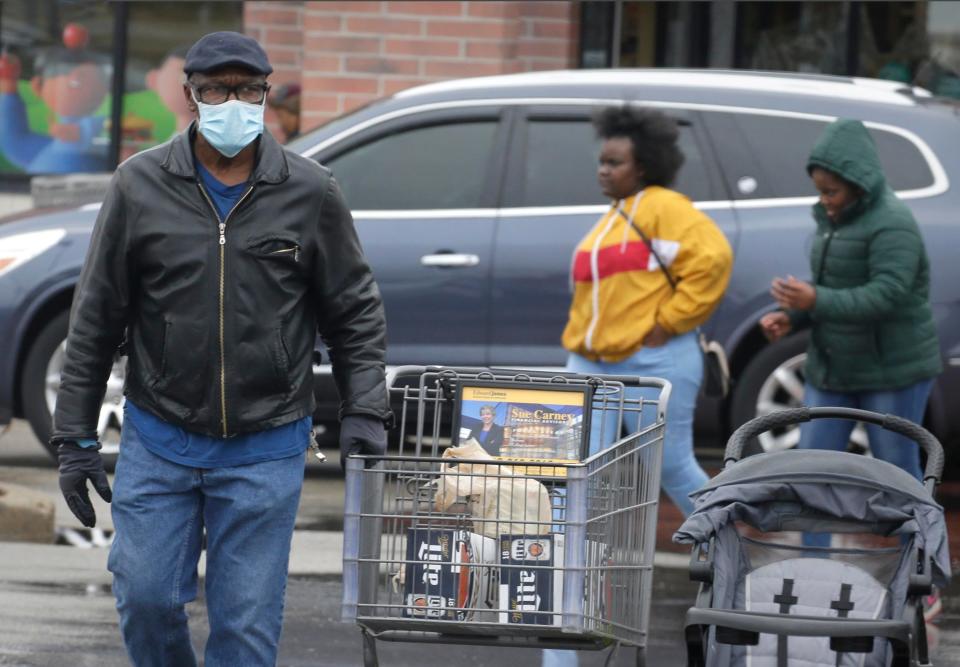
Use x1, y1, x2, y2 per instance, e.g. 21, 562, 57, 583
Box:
673, 449, 951, 588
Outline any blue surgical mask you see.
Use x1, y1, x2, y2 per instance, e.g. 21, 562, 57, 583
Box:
192, 91, 265, 158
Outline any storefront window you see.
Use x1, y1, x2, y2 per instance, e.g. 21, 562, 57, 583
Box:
861, 1, 960, 99
734, 1, 960, 98
0, 0, 115, 175
122, 2, 242, 160
579, 2, 615, 68
579, 1, 710, 69
736, 2, 851, 74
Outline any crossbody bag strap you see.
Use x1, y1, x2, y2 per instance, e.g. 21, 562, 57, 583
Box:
615, 206, 677, 291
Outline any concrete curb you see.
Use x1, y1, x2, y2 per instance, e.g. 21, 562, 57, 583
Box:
0, 482, 55, 543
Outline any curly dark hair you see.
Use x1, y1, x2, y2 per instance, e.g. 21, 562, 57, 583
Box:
593, 106, 685, 187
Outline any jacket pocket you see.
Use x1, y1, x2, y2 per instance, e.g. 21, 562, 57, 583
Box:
243, 235, 303, 294
246, 235, 301, 263
271, 327, 293, 390
148, 320, 170, 388
153, 320, 208, 406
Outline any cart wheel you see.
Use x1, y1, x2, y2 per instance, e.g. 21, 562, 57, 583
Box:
361, 630, 379, 667
635, 646, 646, 667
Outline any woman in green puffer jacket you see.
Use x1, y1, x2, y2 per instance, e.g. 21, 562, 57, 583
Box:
760, 118, 942, 483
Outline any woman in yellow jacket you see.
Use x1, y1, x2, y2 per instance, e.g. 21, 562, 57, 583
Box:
563, 106, 733, 517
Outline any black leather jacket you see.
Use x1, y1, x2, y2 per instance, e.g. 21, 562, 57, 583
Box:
52, 126, 389, 441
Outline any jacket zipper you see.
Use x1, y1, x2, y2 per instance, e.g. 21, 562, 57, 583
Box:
816, 225, 835, 284
815, 224, 836, 387
197, 181, 255, 437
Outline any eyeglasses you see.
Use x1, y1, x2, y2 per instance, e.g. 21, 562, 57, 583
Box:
192, 83, 269, 105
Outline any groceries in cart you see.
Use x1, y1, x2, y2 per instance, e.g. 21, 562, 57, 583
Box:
499, 534, 565, 626
433, 439, 552, 539
400, 527, 497, 622
676, 407, 951, 667
396, 439, 559, 622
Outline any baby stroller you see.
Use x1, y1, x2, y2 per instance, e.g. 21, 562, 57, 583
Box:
676, 407, 951, 667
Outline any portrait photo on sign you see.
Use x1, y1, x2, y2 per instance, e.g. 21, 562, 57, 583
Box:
452, 381, 590, 473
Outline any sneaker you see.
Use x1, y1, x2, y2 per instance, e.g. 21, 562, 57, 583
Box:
923, 589, 943, 623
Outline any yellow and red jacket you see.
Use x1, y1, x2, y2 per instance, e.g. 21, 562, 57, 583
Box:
562, 186, 733, 362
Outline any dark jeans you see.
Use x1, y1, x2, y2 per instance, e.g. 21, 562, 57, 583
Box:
798, 378, 933, 548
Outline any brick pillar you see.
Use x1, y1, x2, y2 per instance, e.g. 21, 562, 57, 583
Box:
244, 1, 305, 137
290, 1, 580, 129
516, 1, 580, 72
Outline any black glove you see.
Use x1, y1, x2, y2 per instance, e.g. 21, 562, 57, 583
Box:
57, 441, 112, 528
339, 415, 387, 470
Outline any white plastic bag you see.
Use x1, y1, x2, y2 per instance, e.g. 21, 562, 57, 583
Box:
434, 440, 551, 540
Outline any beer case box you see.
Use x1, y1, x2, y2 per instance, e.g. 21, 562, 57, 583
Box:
498, 534, 565, 626
403, 527, 497, 621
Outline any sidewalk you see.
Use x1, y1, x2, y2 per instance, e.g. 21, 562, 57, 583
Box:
0, 531, 691, 583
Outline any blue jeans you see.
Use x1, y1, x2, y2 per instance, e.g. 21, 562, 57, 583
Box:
798, 378, 933, 547
107, 421, 305, 667
546, 333, 709, 667
567, 331, 708, 516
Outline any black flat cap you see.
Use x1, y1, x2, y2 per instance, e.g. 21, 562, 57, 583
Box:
183, 31, 272, 76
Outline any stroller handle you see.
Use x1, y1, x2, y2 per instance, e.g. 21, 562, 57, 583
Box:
725, 407, 944, 483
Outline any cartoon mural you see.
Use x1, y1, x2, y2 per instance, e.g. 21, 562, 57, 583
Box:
0, 23, 111, 174
146, 46, 192, 134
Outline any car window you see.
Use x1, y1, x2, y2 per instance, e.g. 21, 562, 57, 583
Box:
729, 114, 935, 198
324, 121, 498, 210
517, 118, 713, 206
870, 128, 935, 191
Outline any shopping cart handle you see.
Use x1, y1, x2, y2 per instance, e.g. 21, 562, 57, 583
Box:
724, 407, 944, 483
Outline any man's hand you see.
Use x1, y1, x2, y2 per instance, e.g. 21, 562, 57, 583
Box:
771, 275, 816, 311
339, 415, 387, 470
642, 322, 672, 348
759, 311, 792, 343
57, 441, 112, 528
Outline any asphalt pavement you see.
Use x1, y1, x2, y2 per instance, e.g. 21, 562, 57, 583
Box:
1, 419, 958, 666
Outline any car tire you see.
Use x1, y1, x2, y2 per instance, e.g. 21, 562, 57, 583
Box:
729, 331, 810, 457
21, 311, 71, 460
21, 311, 125, 463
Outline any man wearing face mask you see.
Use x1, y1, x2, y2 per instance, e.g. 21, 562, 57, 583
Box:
50, 31, 390, 665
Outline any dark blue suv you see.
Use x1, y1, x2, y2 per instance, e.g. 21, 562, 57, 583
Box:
2, 69, 958, 460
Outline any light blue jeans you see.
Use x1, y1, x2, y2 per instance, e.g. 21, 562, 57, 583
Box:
567, 331, 708, 515
545, 332, 709, 667
798, 378, 933, 547
107, 420, 305, 666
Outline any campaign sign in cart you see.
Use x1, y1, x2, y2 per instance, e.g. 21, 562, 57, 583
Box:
454, 381, 591, 477
403, 527, 496, 621
498, 534, 564, 625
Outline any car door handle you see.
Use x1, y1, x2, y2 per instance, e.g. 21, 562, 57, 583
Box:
420, 253, 480, 268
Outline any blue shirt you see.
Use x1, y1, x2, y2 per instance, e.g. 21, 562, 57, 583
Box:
121, 159, 311, 468
124, 401, 311, 468
196, 159, 248, 220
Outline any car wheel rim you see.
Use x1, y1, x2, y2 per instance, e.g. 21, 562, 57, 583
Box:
46, 340, 125, 455
754, 352, 869, 454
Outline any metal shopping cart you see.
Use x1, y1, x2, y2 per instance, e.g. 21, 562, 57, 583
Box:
341, 366, 672, 667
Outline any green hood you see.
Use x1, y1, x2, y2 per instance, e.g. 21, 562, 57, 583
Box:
807, 118, 886, 208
